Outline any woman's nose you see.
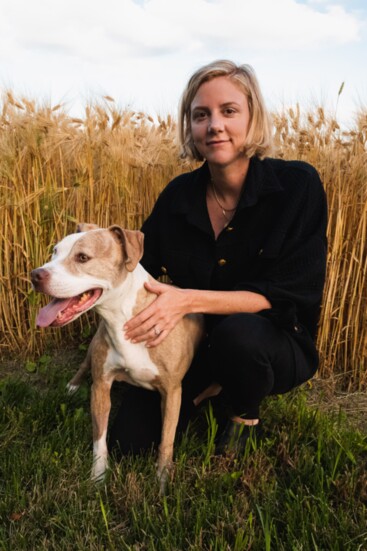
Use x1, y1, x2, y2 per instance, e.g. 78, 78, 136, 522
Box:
208, 114, 223, 133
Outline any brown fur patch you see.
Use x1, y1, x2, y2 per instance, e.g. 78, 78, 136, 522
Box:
148, 315, 204, 383
131, 276, 204, 384
77, 223, 100, 232
132, 280, 157, 318
89, 323, 113, 441
63, 230, 127, 288
90, 323, 110, 382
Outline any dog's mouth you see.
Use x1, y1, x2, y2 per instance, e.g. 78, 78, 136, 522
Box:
36, 288, 103, 327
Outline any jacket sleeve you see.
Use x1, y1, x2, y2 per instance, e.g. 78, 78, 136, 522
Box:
140, 191, 167, 279
234, 168, 328, 337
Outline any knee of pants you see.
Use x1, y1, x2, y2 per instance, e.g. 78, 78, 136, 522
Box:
209, 313, 279, 382
210, 313, 277, 359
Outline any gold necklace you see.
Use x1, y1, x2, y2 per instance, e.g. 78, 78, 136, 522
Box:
211, 179, 238, 227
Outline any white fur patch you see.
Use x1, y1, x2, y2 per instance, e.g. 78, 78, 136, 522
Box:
92, 430, 108, 480
99, 265, 160, 388
41, 232, 112, 298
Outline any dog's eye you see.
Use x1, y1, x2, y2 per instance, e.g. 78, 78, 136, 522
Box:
77, 253, 90, 263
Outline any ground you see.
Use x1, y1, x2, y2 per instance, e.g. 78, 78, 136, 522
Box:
1, 347, 366, 434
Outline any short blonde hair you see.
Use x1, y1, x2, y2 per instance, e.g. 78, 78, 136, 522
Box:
178, 60, 273, 160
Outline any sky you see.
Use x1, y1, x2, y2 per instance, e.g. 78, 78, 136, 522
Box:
0, 0, 366, 126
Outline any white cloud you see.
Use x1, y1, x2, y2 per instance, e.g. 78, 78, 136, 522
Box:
0, 0, 365, 123
148, 0, 361, 49
0, 0, 362, 62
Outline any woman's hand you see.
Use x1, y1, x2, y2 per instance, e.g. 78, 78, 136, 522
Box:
124, 283, 270, 348
123, 281, 191, 347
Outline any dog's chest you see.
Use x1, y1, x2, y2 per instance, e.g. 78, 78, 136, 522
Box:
104, 339, 160, 391
95, 270, 161, 390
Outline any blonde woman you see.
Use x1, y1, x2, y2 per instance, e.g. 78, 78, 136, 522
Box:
110, 60, 327, 455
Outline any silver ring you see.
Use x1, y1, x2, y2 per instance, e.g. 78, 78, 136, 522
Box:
154, 326, 161, 336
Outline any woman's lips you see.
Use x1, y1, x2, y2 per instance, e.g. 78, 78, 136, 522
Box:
206, 140, 228, 145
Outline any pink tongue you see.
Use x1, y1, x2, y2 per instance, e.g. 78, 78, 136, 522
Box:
36, 297, 73, 327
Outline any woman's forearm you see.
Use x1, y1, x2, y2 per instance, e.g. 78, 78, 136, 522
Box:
183, 288, 272, 315
123, 282, 272, 346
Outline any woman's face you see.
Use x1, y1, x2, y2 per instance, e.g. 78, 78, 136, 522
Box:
190, 76, 250, 168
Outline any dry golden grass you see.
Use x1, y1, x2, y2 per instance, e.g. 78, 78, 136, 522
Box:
273, 105, 367, 389
0, 92, 366, 389
0, 92, 195, 356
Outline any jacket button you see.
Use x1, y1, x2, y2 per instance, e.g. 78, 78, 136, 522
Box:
218, 258, 227, 266
161, 266, 167, 274
258, 249, 264, 256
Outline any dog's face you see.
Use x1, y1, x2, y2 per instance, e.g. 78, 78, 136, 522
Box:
31, 225, 144, 328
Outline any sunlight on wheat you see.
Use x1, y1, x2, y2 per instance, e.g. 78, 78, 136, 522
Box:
0, 92, 366, 389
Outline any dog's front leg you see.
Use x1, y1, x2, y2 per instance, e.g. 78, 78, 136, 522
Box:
157, 385, 182, 494
67, 352, 91, 394
90, 379, 112, 481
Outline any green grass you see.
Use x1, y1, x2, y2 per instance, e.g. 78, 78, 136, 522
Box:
0, 354, 366, 550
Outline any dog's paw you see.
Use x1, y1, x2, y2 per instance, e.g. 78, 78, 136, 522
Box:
91, 471, 106, 484
66, 382, 79, 395
157, 461, 173, 495
91, 458, 108, 483
158, 469, 169, 495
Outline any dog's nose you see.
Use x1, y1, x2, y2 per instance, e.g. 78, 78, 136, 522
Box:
31, 268, 50, 288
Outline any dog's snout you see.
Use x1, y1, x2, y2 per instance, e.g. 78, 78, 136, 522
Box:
31, 268, 50, 289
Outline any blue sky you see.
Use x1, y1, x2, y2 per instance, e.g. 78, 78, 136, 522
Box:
0, 0, 366, 126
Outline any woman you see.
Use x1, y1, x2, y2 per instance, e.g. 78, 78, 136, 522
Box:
109, 60, 327, 455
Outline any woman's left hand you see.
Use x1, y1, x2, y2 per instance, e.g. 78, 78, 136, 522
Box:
123, 281, 190, 347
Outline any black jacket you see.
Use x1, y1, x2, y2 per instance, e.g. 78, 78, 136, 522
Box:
141, 156, 328, 377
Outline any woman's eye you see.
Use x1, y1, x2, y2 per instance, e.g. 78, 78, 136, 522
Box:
224, 107, 236, 115
193, 111, 207, 120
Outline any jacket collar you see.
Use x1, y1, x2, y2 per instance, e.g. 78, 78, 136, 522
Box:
237, 156, 284, 209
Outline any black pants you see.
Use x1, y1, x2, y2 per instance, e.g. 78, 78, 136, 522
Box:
108, 313, 312, 455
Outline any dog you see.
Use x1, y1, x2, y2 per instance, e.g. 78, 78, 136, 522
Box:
31, 224, 205, 492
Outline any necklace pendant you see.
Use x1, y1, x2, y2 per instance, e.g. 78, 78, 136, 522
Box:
210, 178, 238, 230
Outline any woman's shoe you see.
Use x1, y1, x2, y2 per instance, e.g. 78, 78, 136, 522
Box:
215, 419, 263, 455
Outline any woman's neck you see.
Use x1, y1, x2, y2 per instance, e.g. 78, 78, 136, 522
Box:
208, 157, 250, 197
206, 158, 250, 238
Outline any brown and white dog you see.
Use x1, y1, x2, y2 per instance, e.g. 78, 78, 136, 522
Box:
31, 224, 204, 491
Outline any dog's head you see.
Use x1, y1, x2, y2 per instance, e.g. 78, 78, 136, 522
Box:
31, 224, 144, 327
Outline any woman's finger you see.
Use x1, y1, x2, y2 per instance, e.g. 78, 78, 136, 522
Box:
126, 320, 157, 342
146, 329, 169, 348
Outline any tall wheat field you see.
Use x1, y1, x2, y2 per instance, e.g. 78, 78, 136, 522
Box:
0, 92, 366, 390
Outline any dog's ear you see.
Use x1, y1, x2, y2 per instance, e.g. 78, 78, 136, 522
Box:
108, 226, 144, 272
77, 223, 100, 233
